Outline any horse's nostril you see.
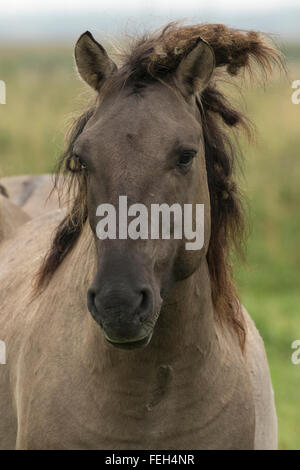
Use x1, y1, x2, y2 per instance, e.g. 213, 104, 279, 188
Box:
87, 288, 96, 314
138, 287, 153, 322
87, 283, 153, 330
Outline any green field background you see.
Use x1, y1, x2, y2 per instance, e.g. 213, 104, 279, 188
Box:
0, 44, 299, 449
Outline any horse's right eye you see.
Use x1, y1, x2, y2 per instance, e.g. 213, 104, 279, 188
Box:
67, 155, 88, 173
176, 150, 197, 172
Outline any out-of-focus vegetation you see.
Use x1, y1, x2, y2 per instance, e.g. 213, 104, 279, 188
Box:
0, 45, 94, 175
235, 59, 300, 450
0, 42, 299, 449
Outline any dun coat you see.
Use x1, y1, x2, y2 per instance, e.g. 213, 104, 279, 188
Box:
0, 22, 282, 449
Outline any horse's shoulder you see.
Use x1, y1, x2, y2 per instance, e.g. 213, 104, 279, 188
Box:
241, 305, 277, 449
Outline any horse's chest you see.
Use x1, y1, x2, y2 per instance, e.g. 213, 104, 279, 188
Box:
16, 361, 255, 449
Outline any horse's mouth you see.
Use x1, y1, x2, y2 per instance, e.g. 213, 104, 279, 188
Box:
105, 333, 152, 349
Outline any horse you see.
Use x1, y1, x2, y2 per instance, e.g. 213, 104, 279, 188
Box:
0, 174, 62, 218
0, 192, 30, 244
0, 23, 283, 449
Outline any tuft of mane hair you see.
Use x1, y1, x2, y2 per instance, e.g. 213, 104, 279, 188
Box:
36, 22, 284, 350
114, 22, 283, 82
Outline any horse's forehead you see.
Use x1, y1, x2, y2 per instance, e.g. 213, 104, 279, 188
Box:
91, 87, 198, 143
103, 89, 178, 125
84, 99, 184, 150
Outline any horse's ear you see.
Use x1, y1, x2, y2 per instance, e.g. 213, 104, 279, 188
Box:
175, 37, 215, 96
74, 31, 117, 91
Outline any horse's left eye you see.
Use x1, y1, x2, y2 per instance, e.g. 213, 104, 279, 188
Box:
176, 150, 197, 170
67, 155, 88, 173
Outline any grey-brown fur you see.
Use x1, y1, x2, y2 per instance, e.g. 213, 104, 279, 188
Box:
0, 174, 62, 218
0, 194, 30, 243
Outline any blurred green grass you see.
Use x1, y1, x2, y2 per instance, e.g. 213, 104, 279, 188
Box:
235, 66, 300, 449
0, 44, 299, 449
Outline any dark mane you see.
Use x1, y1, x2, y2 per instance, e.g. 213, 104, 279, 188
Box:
36, 22, 283, 349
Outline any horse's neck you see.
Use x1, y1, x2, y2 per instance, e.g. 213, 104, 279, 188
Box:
150, 260, 219, 362
143, 261, 225, 393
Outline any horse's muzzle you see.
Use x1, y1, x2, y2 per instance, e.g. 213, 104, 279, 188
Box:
87, 283, 156, 348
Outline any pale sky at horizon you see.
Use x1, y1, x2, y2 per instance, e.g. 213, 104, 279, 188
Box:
2, 0, 300, 14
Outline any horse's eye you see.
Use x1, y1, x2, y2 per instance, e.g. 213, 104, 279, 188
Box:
176, 150, 197, 171
67, 155, 88, 173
